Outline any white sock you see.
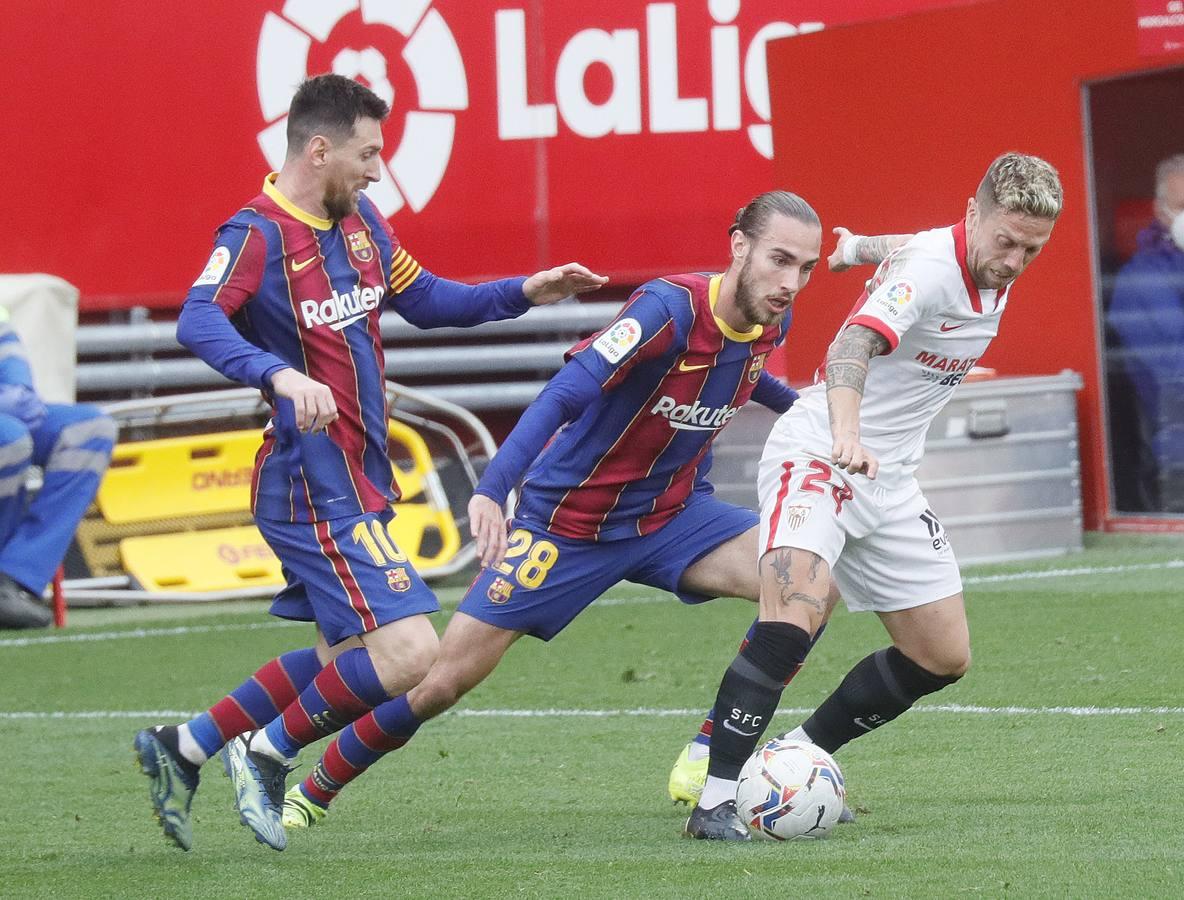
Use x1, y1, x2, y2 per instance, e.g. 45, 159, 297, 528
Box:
175, 724, 208, 766
698, 775, 738, 810
248, 729, 292, 764
687, 741, 709, 762
781, 725, 812, 743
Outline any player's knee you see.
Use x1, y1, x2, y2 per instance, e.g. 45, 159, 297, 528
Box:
890, 645, 966, 694
366, 627, 439, 694
914, 643, 970, 679
401, 639, 438, 685
940, 646, 971, 679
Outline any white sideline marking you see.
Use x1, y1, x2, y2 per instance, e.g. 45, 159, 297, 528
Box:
2, 558, 1181, 649
0, 620, 303, 648
3, 704, 1183, 721
963, 559, 1184, 585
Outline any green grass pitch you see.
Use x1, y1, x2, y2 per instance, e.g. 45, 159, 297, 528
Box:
1, 534, 1182, 898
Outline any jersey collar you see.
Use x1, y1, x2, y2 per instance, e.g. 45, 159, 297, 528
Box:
263, 173, 334, 231
952, 219, 1011, 313
709, 274, 763, 342
951, 219, 985, 313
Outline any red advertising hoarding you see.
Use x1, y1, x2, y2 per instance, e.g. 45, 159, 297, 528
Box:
1, 0, 966, 308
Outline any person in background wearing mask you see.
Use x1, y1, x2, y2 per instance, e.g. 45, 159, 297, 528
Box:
1108, 154, 1184, 512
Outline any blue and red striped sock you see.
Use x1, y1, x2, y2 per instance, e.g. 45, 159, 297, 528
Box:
692, 621, 826, 747
264, 647, 389, 758
185, 647, 322, 759
299, 694, 422, 808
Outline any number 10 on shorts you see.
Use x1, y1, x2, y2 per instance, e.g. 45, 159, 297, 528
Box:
351, 519, 410, 565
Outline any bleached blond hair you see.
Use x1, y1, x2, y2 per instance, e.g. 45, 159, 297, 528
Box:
976, 153, 1063, 220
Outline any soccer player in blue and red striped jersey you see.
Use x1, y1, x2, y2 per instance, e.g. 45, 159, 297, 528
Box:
276, 191, 829, 829
132, 73, 605, 852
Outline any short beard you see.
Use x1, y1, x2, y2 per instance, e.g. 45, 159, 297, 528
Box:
324, 183, 358, 222
734, 257, 785, 327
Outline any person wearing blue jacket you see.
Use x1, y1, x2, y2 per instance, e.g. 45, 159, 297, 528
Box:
0, 310, 117, 629
1108, 154, 1184, 511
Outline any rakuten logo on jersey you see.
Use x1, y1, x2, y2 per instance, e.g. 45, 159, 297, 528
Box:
301, 285, 386, 332
652, 396, 739, 431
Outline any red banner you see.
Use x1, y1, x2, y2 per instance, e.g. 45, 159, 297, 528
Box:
1136, 0, 1184, 55
2, 0, 967, 308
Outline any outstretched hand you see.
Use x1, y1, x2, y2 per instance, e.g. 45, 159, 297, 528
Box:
469, 493, 510, 569
827, 227, 859, 273
523, 263, 609, 306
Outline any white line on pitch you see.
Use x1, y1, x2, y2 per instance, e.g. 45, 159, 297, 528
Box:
963, 559, 1184, 585
3, 704, 1183, 721
2, 558, 1181, 649
0, 620, 305, 648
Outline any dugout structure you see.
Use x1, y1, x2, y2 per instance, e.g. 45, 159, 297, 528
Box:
66, 382, 494, 605
764, 0, 1184, 531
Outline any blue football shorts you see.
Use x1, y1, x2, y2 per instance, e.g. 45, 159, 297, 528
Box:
258, 508, 439, 646
457, 492, 757, 641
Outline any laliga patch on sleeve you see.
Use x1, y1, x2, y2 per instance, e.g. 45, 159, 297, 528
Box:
871, 279, 916, 318
193, 246, 232, 287
592, 317, 642, 363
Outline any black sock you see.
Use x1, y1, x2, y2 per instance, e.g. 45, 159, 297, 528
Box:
706, 622, 812, 781
151, 725, 200, 775
802, 647, 960, 753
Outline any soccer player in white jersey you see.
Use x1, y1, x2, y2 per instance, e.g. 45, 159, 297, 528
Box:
685, 153, 1063, 839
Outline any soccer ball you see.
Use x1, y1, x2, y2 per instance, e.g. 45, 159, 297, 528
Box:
735, 738, 846, 840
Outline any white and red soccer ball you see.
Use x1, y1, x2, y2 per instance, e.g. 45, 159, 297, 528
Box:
735, 738, 846, 841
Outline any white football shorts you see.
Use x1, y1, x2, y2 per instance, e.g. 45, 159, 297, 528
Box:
757, 434, 963, 613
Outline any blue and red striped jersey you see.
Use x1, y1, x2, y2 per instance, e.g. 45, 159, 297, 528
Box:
179, 174, 530, 523
516, 273, 788, 541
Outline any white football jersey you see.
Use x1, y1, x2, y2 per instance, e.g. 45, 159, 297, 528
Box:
781, 222, 1008, 470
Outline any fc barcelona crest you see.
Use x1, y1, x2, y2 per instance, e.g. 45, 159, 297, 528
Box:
348, 230, 374, 263
487, 576, 514, 605
386, 567, 411, 592
748, 353, 768, 383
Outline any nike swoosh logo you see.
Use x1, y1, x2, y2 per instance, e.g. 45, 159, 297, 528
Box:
678, 361, 710, 372
939, 321, 967, 332
291, 256, 318, 272
721, 720, 759, 737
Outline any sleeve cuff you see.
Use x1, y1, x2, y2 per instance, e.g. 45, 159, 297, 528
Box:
848, 315, 900, 352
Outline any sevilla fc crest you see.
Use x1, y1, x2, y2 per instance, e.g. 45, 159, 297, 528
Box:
785, 505, 810, 530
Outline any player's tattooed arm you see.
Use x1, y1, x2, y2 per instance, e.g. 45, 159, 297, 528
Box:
825, 325, 890, 397
824, 325, 889, 479
855, 234, 912, 265
828, 228, 914, 273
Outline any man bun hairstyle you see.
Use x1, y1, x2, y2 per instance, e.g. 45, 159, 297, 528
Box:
730, 190, 821, 238
286, 73, 391, 156
976, 152, 1063, 220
